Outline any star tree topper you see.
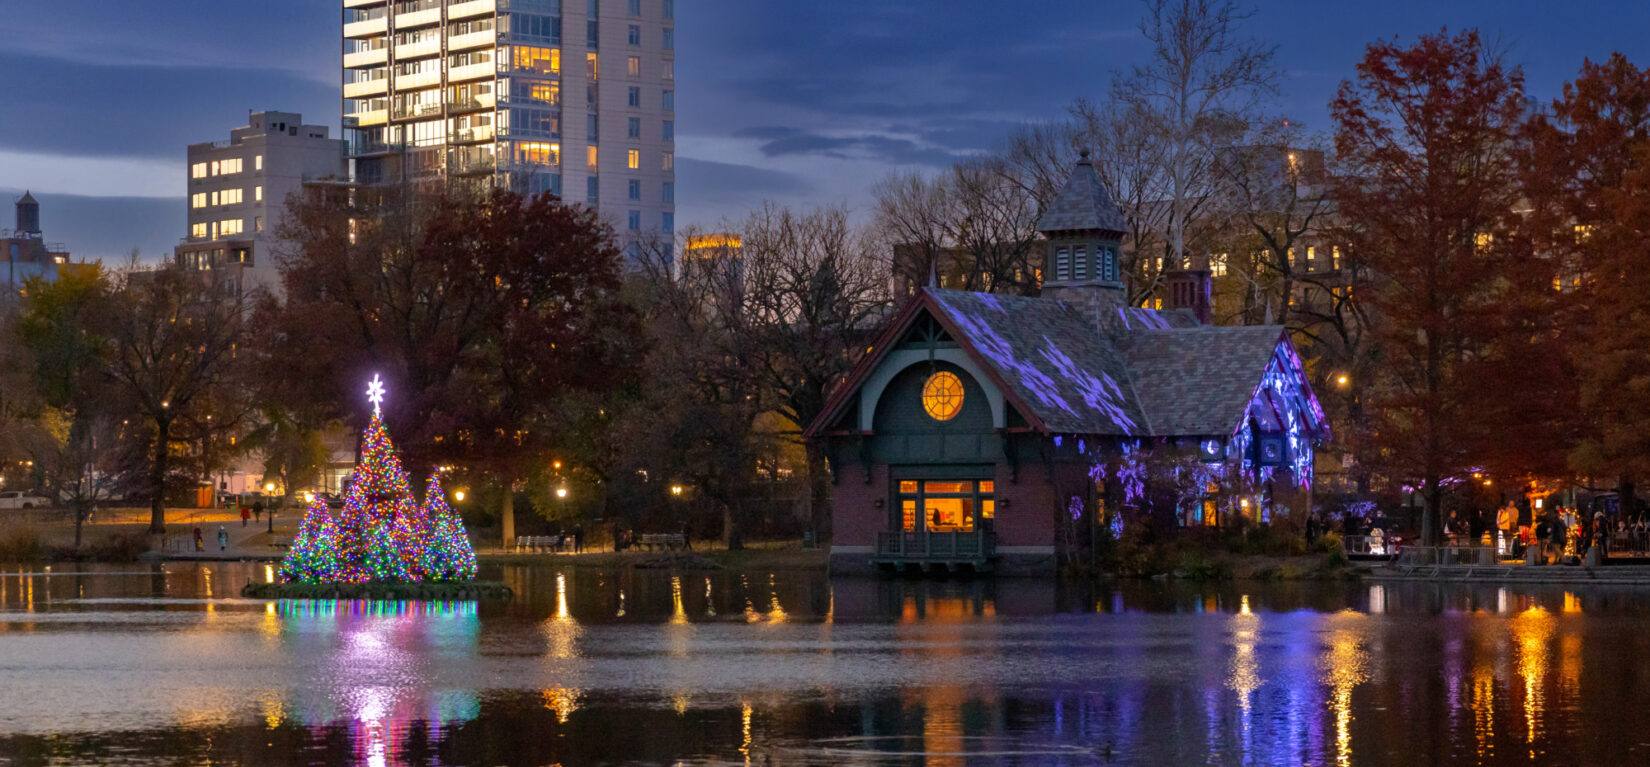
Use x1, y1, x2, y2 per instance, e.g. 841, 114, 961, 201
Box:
366, 374, 386, 417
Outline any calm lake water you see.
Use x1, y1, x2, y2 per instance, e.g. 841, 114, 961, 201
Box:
1, 564, 1649, 766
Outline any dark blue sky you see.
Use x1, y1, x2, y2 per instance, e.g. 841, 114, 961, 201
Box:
2, 0, 1648, 261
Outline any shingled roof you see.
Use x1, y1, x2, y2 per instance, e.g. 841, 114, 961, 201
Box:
1034, 154, 1128, 235
927, 289, 1148, 435
1117, 326, 1288, 436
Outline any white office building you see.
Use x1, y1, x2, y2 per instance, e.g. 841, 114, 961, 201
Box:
176, 111, 346, 294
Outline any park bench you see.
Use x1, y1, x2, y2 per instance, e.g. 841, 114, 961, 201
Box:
515, 535, 563, 553
636, 533, 687, 552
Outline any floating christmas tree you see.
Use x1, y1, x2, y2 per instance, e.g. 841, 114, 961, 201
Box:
422, 473, 478, 581
278, 375, 476, 585
278, 498, 342, 583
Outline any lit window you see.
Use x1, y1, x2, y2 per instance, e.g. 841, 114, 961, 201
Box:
921, 371, 965, 421
220, 188, 243, 206
662, 150, 673, 171
191, 163, 208, 179
255, 155, 263, 171
587, 145, 599, 169
627, 149, 639, 169
255, 186, 263, 202
1211, 253, 1228, 277
515, 141, 560, 165
210, 191, 218, 206
210, 161, 219, 176
513, 46, 560, 75
254, 216, 264, 232
1574, 224, 1594, 242
1332, 246, 1342, 270
220, 219, 244, 236
586, 52, 598, 78
191, 222, 208, 239
1306, 245, 1316, 266
191, 193, 207, 209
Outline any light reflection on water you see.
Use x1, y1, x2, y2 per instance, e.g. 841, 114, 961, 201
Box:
2, 564, 1650, 765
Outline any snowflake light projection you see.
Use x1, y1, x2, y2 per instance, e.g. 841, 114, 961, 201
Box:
278, 377, 477, 585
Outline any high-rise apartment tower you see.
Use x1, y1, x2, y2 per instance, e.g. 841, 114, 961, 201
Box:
342, 0, 677, 252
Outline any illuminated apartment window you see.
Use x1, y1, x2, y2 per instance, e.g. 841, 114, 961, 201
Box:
1211, 253, 1228, 277
220, 219, 244, 236
587, 145, 598, 170
210, 161, 220, 176
254, 216, 264, 232
191, 222, 208, 239
220, 158, 243, 175
191, 193, 207, 209
255, 155, 263, 171
627, 55, 640, 77
1306, 245, 1316, 268
1574, 224, 1594, 242
662, 150, 673, 171
255, 186, 263, 202
516, 141, 560, 165
220, 188, 243, 205
210, 191, 219, 206
513, 46, 560, 75
191, 163, 208, 179
586, 52, 598, 79
1332, 246, 1342, 270
628, 149, 640, 169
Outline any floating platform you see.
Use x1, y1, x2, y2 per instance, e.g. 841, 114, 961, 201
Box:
241, 580, 513, 600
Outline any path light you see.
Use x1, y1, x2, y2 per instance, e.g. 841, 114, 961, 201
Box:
265, 482, 276, 494
670, 485, 684, 496
1336, 374, 1349, 387
556, 486, 569, 500
454, 490, 465, 503
552, 460, 563, 471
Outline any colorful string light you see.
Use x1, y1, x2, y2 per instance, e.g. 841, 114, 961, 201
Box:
278, 382, 477, 585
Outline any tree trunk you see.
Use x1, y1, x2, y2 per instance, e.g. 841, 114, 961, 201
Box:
1421, 475, 1442, 547
73, 501, 86, 550
723, 501, 742, 551
804, 442, 832, 544
149, 419, 170, 534
500, 486, 515, 548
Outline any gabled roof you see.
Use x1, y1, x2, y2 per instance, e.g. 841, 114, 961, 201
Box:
1117, 326, 1288, 436
1035, 155, 1128, 236
806, 287, 1327, 442
927, 289, 1147, 435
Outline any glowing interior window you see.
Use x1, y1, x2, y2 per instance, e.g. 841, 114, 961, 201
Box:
921, 371, 964, 421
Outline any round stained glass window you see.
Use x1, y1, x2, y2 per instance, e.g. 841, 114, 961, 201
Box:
922, 371, 965, 421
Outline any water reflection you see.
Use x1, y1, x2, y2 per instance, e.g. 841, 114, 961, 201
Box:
5, 566, 1650, 765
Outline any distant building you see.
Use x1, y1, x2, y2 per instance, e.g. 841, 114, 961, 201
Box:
174, 110, 345, 295
1, 192, 74, 289
341, 0, 677, 255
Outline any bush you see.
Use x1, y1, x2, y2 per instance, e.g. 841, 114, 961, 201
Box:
0, 526, 45, 562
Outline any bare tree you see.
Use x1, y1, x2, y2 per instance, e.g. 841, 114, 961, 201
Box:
1117, 0, 1279, 271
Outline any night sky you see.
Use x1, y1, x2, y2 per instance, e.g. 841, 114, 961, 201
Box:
2, 0, 1647, 262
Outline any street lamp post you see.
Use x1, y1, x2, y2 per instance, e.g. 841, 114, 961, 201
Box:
266, 482, 276, 533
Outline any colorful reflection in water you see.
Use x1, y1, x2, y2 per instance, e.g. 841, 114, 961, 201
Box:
6, 565, 1650, 765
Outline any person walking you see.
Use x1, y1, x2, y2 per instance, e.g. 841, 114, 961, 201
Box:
192, 526, 204, 552
252, 500, 265, 524
1496, 502, 1515, 556
240, 505, 250, 527
216, 525, 228, 552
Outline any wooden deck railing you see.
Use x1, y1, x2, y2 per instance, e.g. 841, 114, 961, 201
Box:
875, 531, 995, 560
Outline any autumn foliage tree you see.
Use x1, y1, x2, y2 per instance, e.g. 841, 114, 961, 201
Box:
1526, 54, 1650, 504
266, 186, 637, 544
1331, 29, 1564, 545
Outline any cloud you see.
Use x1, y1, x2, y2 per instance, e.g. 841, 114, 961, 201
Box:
676, 157, 812, 205
731, 127, 962, 167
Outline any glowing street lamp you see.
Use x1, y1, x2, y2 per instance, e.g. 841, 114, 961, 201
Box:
670, 484, 684, 497
303, 492, 315, 504
266, 482, 277, 533
555, 486, 569, 500
454, 490, 466, 503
